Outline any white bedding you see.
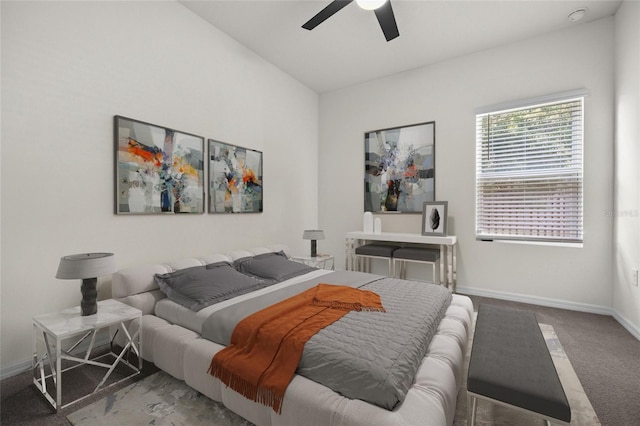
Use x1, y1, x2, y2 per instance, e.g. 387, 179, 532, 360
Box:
154, 269, 333, 334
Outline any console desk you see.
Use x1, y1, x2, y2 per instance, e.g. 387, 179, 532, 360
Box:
345, 231, 457, 293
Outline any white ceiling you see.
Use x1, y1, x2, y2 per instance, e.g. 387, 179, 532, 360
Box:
180, 0, 622, 93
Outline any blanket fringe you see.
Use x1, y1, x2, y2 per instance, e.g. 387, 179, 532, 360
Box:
208, 359, 285, 414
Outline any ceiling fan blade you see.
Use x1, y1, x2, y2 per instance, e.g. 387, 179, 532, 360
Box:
374, 0, 399, 41
302, 0, 353, 30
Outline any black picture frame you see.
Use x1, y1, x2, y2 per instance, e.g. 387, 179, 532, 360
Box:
114, 116, 205, 214
364, 121, 435, 213
208, 139, 263, 213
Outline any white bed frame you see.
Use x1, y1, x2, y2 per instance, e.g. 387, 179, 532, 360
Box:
112, 245, 473, 426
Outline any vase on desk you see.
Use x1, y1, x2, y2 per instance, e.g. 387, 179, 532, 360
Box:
363, 212, 373, 233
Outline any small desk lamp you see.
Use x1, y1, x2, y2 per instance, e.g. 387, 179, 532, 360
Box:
56, 253, 117, 316
302, 230, 325, 257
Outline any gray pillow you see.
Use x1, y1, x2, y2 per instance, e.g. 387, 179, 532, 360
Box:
155, 261, 266, 311
234, 251, 316, 282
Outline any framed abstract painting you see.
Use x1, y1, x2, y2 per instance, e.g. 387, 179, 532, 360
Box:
114, 116, 205, 214
209, 139, 263, 213
364, 121, 435, 213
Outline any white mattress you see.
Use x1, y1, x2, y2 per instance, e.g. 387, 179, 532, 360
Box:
154, 269, 333, 334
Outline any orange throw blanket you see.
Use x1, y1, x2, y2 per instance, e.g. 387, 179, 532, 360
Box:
208, 283, 385, 413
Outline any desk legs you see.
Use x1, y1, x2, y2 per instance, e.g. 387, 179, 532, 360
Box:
439, 245, 446, 286
444, 243, 458, 293
345, 238, 359, 271
452, 242, 457, 293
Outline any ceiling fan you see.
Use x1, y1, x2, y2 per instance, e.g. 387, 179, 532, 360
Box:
302, 0, 399, 42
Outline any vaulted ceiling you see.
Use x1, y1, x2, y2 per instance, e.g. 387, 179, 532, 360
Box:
180, 1, 621, 93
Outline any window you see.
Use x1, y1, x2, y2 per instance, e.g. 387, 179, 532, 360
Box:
475, 91, 585, 243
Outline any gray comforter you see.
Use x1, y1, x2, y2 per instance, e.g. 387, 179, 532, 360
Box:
202, 270, 452, 410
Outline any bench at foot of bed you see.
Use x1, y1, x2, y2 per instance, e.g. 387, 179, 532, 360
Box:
467, 303, 571, 426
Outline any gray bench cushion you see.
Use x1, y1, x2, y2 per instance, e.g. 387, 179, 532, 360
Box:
467, 304, 571, 423
355, 244, 399, 257
393, 247, 439, 262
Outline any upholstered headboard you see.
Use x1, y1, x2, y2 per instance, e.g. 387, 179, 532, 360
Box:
112, 244, 290, 315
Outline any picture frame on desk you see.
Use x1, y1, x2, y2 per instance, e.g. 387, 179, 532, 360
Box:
422, 201, 447, 236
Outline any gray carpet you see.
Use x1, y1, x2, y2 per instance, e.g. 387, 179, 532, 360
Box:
2, 295, 639, 425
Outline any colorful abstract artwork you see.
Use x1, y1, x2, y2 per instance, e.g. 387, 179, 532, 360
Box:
115, 116, 204, 214
209, 140, 263, 213
364, 121, 435, 213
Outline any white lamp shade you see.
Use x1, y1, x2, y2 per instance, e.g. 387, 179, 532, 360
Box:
302, 230, 325, 240
56, 253, 117, 280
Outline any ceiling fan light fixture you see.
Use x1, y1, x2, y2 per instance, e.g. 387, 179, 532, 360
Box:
356, 0, 387, 11
302, 0, 399, 42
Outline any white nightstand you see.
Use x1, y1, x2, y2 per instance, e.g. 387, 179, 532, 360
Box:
291, 254, 335, 270
32, 299, 142, 411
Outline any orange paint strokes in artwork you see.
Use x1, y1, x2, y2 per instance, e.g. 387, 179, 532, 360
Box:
243, 168, 256, 184
172, 158, 199, 179
404, 164, 417, 179
229, 177, 239, 193
127, 139, 162, 166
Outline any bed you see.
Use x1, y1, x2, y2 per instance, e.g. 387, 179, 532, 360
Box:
112, 244, 473, 426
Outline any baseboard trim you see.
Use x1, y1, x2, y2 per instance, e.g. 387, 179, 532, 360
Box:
457, 285, 612, 314
611, 309, 640, 341
1, 334, 112, 381
457, 285, 640, 341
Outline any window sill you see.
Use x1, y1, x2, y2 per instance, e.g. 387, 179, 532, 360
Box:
484, 239, 583, 248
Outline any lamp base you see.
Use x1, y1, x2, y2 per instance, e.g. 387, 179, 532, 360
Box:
310, 240, 317, 258
80, 278, 98, 316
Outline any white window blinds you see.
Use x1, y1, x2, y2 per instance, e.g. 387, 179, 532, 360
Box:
475, 93, 585, 243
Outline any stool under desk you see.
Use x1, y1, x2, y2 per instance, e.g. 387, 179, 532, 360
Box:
345, 231, 457, 293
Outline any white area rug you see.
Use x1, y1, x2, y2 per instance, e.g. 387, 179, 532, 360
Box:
66, 371, 253, 426
68, 324, 598, 426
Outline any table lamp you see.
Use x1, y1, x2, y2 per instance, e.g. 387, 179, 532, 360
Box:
56, 253, 117, 316
302, 230, 325, 257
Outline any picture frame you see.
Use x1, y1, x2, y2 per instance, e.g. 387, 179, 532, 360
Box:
114, 116, 205, 214
422, 201, 448, 236
364, 121, 435, 213
209, 139, 263, 213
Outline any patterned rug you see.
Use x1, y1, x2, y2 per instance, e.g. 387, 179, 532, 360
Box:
66, 371, 252, 426
67, 324, 598, 426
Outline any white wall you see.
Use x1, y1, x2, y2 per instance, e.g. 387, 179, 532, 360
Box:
319, 19, 615, 310
0, 1, 318, 372
613, 1, 640, 332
